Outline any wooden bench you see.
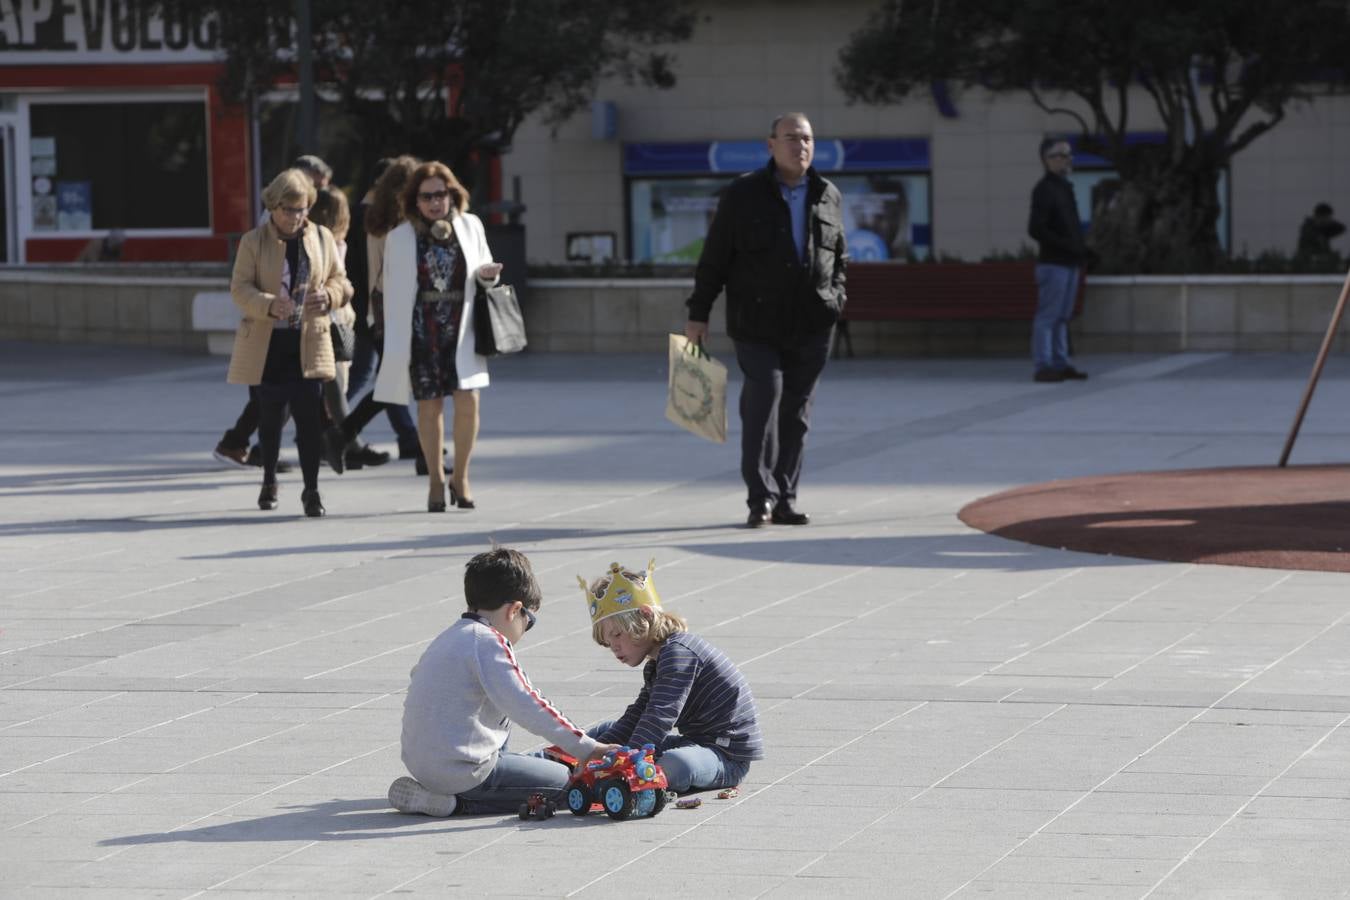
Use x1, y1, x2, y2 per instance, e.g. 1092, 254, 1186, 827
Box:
834, 261, 1083, 356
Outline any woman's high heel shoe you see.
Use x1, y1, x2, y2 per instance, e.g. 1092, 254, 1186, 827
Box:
427, 482, 446, 513
449, 483, 475, 510
258, 483, 278, 510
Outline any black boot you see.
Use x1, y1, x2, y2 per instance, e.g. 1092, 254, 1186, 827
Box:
301, 488, 326, 518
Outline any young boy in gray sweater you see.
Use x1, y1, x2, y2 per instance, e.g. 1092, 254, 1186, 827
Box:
388, 547, 618, 816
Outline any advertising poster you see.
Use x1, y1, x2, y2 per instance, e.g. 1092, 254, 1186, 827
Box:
32, 195, 57, 231
56, 181, 93, 231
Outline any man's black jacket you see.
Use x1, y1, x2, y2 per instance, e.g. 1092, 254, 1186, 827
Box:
1028, 172, 1088, 266
687, 161, 847, 344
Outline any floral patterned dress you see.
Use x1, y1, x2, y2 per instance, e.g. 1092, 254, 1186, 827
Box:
409, 228, 467, 401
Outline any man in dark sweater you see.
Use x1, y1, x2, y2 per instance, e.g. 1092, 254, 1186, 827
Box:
685, 112, 848, 527
1027, 138, 1090, 383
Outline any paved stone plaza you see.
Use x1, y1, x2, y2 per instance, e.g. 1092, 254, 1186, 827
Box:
3, 340, 1350, 899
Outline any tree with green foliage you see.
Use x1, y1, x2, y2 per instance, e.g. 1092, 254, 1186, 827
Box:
155, 0, 693, 192
837, 0, 1350, 272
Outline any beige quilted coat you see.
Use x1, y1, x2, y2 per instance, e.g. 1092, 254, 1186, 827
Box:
226, 219, 353, 385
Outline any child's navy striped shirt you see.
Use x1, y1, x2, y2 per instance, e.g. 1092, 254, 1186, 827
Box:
599, 631, 764, 761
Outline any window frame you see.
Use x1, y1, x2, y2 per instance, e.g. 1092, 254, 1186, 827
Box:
16, 90, 214, 246
621, 138, 934, 264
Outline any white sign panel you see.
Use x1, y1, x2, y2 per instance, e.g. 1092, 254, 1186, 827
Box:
0, 0, 222, 64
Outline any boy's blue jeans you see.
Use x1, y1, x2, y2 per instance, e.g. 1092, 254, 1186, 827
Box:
454, 751, 570, 815
587, 721, 750, 794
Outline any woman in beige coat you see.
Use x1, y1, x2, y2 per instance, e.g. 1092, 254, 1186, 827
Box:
227, 168, 353, 517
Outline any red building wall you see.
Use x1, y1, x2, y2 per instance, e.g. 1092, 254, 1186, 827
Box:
0, 63, 250, 263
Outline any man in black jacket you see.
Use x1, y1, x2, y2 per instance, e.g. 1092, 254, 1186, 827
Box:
1028, 138, 1089, 383
686, 113, 847, 527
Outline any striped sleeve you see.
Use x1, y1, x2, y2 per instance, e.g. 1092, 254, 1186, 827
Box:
628, 633, 765, 761
597, 686, 649, 746
628, 643, 701, 749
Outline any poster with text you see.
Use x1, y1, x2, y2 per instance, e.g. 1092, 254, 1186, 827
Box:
56, 181, 93, 231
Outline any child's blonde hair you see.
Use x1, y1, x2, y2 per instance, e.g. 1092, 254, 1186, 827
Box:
588, 572, 686, 647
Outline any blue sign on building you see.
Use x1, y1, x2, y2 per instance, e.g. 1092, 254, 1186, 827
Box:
624, 138, 930, 175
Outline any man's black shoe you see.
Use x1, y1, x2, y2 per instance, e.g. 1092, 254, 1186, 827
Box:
1061, 366, 1089, 380
771, 503, 810, 526
1033, 369, 1066, 383
746, 500, 773, 529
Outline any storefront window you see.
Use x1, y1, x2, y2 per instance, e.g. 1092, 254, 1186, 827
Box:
28, 99, 208, 232
625, 139, 932, 263
630, 178, 725, 263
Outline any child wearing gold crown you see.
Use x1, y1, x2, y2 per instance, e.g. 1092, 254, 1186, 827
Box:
388, 547, 620, 817
579, 560, 764, 794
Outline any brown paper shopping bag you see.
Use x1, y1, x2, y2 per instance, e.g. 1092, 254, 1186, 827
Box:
665, 333, 728, 444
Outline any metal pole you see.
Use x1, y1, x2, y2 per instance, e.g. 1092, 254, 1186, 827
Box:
296, 0, 316, 154
1278, 264, 1350, 467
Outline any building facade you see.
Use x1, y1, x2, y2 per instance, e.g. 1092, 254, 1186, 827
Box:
501, 0, 1350, 267
1, 1, 1345, 268
0, 2, 250, 263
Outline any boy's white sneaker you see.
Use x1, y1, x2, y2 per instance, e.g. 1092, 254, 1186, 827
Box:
388, 776, 458, 817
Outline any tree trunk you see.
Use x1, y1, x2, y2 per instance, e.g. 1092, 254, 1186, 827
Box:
1088, 159, 1223, 273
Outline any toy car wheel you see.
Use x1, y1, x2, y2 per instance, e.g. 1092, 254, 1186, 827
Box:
651, 788, 669, 816
541, 800, 556, 819
566, 785, 590, 816
518, 802, 531, 820
597, 778, 635, 821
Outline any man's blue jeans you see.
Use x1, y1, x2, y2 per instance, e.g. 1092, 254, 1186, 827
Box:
587, 721, 750, 794
1032, 263, 1080, 372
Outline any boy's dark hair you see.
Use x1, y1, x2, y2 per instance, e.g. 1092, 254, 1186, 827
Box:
1039, 136, 1065, 160
464, 547, 542, 611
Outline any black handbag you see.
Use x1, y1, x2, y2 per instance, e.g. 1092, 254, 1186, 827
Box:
329, 319, 356, 362
473, 282, 527, 356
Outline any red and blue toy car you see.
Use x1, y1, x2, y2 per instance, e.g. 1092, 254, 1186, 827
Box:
547, 743, 671, 820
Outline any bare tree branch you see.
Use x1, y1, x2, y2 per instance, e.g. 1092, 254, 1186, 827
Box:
1029, 85, 1092, 137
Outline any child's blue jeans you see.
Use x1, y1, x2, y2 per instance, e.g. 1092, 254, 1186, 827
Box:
454, 751, 571, 815
587, 721, 750, 794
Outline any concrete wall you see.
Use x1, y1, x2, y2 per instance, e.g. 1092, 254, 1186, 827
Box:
522, 275, 1350, 357
0, 268, 224, 351
1078, 275, 1350, 354
4, 269, 1346, 358
500, 0, 1350, 266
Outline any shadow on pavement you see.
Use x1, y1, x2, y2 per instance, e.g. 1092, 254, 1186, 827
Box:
183, 528, 1133, 570
98, 797, 618, 846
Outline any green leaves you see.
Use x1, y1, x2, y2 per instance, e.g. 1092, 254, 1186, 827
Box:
147, 0, 693, 182
838, 0, 1350, 271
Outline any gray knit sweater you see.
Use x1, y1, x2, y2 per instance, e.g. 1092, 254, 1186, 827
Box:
400, 614, 598, 794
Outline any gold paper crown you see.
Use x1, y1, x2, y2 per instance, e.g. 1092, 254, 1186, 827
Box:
577, 560, 661, 625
